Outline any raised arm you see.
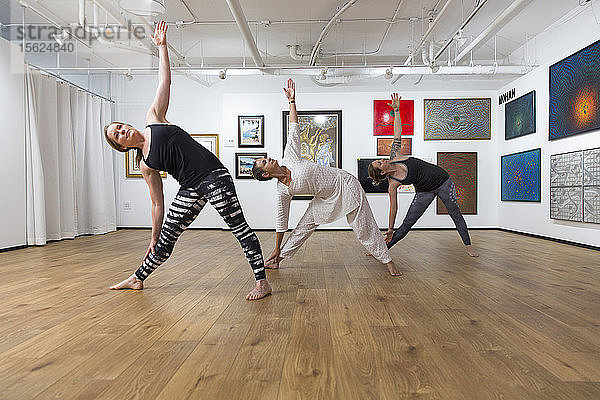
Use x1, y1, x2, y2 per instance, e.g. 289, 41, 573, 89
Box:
140, 162, 165, 257
389, 93, 403, 159
283, 78, 301, 161
146, 21, 171, 124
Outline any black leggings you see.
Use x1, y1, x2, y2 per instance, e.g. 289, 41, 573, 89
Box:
135, 169, 266, 281
387, 178, 471, 248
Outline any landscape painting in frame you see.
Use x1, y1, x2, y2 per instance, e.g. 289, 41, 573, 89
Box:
549, 39, 600, 140
238, 115, 264, 147
436, 152, 477, 214
125, 150, 166, 178
235, 152, 266, 179
191, 134, 219, 158
373, 99, 414, 136
357, 158, 414, 194
505, 91, 536, 140
501, 148, 541, 202
424, 98, 491, 140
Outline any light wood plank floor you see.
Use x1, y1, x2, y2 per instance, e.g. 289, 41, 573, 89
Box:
0, 229, 599, 400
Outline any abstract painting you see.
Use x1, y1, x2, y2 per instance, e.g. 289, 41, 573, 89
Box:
376, 137, 411, 156
357, 158, 415, 194
238, 115, 264, 147
235, 152, 266, 179
283, 110, 342, 168
373, 99, 414, 136
549, 39, 600, 140
424, 98, 491, 140
551, 147, 600, 223
283, 110, 342, 199
436, 152, 477, 214
505, 91, 536, 140
501, 148, 541, 202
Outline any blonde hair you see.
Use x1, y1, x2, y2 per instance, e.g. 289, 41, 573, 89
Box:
368, 162, 386, 186
103, 122, 142, 167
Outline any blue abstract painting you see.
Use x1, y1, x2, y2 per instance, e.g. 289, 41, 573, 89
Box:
505, 91, 536, 140
501, 148, 541, 202
549, 39, 600, 140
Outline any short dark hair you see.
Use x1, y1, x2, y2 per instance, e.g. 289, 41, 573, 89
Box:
368, 162, 386, 186
252, 160, 272, 181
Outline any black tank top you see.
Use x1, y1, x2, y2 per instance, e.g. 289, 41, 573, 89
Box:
143, 124, 224, 188
388, 157, 449, 192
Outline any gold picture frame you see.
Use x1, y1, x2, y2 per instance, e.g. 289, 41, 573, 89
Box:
125, 150, 167, 178
190, 133, 219, 158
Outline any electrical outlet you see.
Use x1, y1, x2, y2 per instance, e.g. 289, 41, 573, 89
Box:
123, 201, 132, 211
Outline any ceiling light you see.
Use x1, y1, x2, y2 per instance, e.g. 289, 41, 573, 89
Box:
118, 0, 165, 17
218, 70, 227, 80
124, 69, 134, 81
317, 68, 327, 81
430, 65, 440, 73
385, 68, 393, 79
52, 30, 68, 46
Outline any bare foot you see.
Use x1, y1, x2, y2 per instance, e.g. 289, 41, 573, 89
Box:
386, 261, 403, 276
109, 274, 143, 290
466, 245, 479, 257
246, 280, 272, 300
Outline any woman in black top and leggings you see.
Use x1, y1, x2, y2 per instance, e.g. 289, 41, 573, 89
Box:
368, 93, 478, 257
103, 21, 271, 300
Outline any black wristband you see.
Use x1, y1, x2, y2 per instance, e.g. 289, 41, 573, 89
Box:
289, 100, 295, 104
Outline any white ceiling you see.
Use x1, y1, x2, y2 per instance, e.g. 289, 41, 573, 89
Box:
0, 0, 588, 81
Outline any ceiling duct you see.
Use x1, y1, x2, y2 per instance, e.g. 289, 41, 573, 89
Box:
118, 0, 165, 17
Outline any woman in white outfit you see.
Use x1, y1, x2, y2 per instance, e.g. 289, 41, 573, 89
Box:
252, 79, 401, 276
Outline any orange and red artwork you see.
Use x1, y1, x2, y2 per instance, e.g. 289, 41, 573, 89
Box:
436, 152, 477, 214
373, 99, 414, 136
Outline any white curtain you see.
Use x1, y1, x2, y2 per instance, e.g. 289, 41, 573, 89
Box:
25, 69, 116, 245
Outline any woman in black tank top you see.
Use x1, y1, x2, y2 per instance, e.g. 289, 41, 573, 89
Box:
102, 21, 271, 300
367, 93, 478, 257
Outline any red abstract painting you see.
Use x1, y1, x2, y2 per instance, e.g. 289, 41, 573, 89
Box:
373, 99, 414, 136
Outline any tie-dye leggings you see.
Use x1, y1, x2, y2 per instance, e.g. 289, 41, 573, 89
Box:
134, 168, 266, 281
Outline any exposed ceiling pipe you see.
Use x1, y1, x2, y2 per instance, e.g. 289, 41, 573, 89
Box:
91, 0, 157, 55
287, 44, 307, 61
433, 0, 489, 62
455, 0, 534, 63
85, 2, 153, 55
320, 0, 406, 58
225, 0, 265, 68
309, 0, 358, 66
137, 16, 191, 66
39, 64, 534, 76
404, 0, 455, 65
17, 0, 117, 66
179, 0, 197, 23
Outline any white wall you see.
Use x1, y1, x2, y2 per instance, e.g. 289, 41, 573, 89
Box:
497, 6, 600, 247
113, 74, 499, 231
0, 38, 26, 249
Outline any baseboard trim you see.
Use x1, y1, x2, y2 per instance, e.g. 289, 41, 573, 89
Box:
497, 228, 599, 251
0, 244, 28, 253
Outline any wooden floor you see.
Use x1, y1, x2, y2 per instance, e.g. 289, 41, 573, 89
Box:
0, 229, 599, 400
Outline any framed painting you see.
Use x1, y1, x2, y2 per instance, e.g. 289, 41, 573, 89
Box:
550, 147, 600, 223
424, 98, 491, 140
436, 152, 477, 215
191, 134, 219, 158
501, 148, 541, 202
376, 137, 394, 156
505, 91, 536, 140
283, 110, 342, 199
549, 39, 600, 140
125, 150, 166, 178
373, 99, 414, 136
238, 115, 264, 147
235, 152, 266, 179
357, 158, 415, 194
